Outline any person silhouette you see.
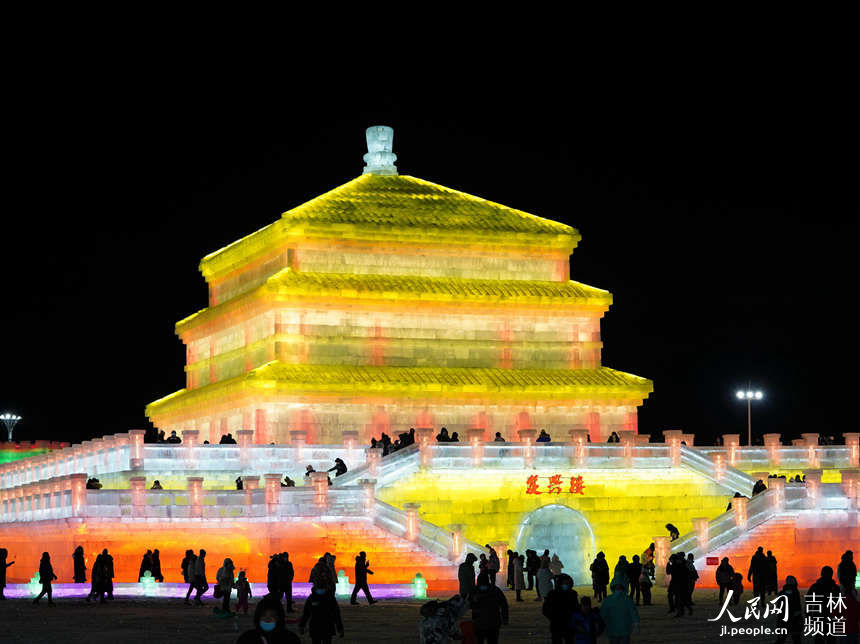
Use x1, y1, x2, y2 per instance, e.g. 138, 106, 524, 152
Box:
33, 552, 57, 605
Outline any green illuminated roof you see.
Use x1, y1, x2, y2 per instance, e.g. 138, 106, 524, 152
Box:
200, 174, 580, 279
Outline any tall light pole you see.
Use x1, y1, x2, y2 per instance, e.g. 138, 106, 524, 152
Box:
735, 390, 763, 446
1, 413, 22, 442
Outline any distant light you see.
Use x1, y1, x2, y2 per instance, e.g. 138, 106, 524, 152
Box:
746, 391, 754, 399
736, 391, 745, 399
755, 391, 763, 400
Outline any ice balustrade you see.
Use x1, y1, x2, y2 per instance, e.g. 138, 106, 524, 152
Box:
1, 432, 856, 491
671, 481, 855, 562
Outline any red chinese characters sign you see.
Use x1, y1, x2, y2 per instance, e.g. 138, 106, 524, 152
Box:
526, 474, 586, 495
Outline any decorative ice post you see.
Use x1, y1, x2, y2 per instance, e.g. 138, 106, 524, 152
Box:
449, 524, 465, 560
237, 429, 253, 468
711, 452, 726, 482
722, 434, 740, 467
310, 472, 329, 508
336, 570, 351, 597
242, 475, 260, 512
519, 429, 537, 468
663, 430, 682, 467
801, 433, 820, 468
692, 517, 709, 551
69, 473, 87, 517
412, 573, 428, 599
568, 429, 589, 467
841, 470, 859, 510
680, 433, 695, 446
403, 503, 421, 542
763, 433, 782, 466
769, 476, 785, 510
129, 476, 147, 518
733, 496, 748, 529
362, 126, 398, 176
843, 433, 860, 467
416, 428, 434, 467
343, 430, 359, 464
183, 429, 200, 446
264, 473, 282, 514
805, 470, 822, 509
187, 476, 204, 518
653, 536, 670, 586
467, 428, 484, 467
290, 430, 307, 464
358, 479, 376, 514
618, 430, 634, 467
128, 430, 145, 470
365, 448, 381, 476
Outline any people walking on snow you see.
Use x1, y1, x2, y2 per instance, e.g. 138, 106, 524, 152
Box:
590, 552, 610, 602
748, 546, 768, 603
716, 557, 735, 603
613, 556, 629, 594
419, 594, 466, 644
215, 557, 235, 613
837, 550, 857, 597
542, 573, 578, 643
537, 558, 555, 602
186, 548, 208, 604
236, 594, 301, 644
550, 553, 564, 577
33, 552, 57, 605
765, 550, 778, 596
181, 549, 196, 584
526, 550, 540, 593
506, 550, 515, 589
139, 549, 153, 581
152, 549, 163, 582
469, 571, 509, 644
485, 545, 500, 587
574, 596, 606, 644
459, 553, 477, 598
299, 584, 344, 642
627, 555, 642, 605
772, 575, 802, 644
0, 548, 14, 600
350, 551, 376, 605
72, 545, 86, 583
235, 570, 252, 615
600, 574, 640, 641
639, 567, 653, 606
513, 553, 526, 602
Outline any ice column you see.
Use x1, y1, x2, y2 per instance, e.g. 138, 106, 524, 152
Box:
663, 430, 682, 467
365, 448, 381, 476
416, 428, 434, 467
844, 433, 860, 467
290, 430, 307, 464
69, 472, 87, 517
568, 429, 589, 467
769, 477, 785, 510
692, 517, 709, 551
805, 470, 822, 509
618, 430, 635, 467
733, 496, 748, 529
801, 434, 820, 468
467, 428, 484, 467
310, 472, 329, 507
130, 476, 146, 518
519, 429, 537, 468
722, 434, 740, 467
188, 476, 204, 518
403, 503, 420, 542
128, 430, 145, 470
242, 475, 260, 512
358, 479, 376, 514
840, 470, 859, 510
763, 434, 782, 466
264, 474, 282, 515
449, 524, 464, 560
653, 537, 670, 585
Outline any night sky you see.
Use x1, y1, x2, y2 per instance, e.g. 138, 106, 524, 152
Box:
1, 69, 855, 447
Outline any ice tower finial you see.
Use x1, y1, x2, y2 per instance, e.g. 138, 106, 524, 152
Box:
362, 125, 398, 176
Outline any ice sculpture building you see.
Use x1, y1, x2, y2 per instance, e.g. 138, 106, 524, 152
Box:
0, 128, 857, 597
144, 125, 652, 444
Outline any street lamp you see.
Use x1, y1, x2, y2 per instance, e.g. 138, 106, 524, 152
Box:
735, 390, 763, 446
1, 413, 22, 442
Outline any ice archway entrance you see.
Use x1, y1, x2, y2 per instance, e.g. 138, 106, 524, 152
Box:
515, 505, 595, 585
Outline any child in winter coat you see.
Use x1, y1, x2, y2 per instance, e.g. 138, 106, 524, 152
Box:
235, 570, 252, 615
639, 569, 653, 606
730, 572, 744, 605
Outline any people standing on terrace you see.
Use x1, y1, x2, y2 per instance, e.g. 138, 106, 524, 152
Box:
436, 427, 450, 442
450, 432, 460, 442
536, 429, 551, 443
305, 465, 316, 478
0, 548, 14, 600
606, 432, 620, 443
72, 545, 85, 583
752, 479, 767, 495
33, 552, 57, 605
493, 432, 505, 442
166, 430, 181, 443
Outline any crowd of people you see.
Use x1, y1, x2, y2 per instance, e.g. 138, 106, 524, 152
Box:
0, 538, 857, 642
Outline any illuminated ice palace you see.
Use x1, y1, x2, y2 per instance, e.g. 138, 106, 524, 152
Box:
1, 127, 858, 598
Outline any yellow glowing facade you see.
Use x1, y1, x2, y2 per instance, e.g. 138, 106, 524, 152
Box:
147, 172, 652, 443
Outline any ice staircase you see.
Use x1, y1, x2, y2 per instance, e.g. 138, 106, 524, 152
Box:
679, 445, 756, 496
671, 483, 859, 588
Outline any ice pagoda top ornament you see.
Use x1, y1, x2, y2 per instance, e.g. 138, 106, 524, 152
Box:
362, 125, 398, 176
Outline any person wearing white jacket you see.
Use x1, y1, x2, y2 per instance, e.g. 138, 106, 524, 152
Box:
536, 559, 554, 601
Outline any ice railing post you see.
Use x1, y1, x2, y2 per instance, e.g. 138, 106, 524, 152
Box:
692, 517, 709, 551
129, 475, 147, 518
654, 537, 670, 586
804, 469, 822, 509
662, 430, 682, 467
843, 433, 860, 467
518, 429, 537, 467
416, 428, 434, 467
403, 503, 420, 542
763, 433, 782, 466
722, 434, 740, 467
310, 471, 329, 508
187, 476, 204, 518
128, 430, 145, 470
358, 479, 376, 515
568, 429, 589, 467
467, 428, 484, 467
264, 473, 282, 515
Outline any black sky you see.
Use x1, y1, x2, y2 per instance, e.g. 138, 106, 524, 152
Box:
1, 58, 855, 446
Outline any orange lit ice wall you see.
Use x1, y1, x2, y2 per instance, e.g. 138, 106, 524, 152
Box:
146, 128, 652, 442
